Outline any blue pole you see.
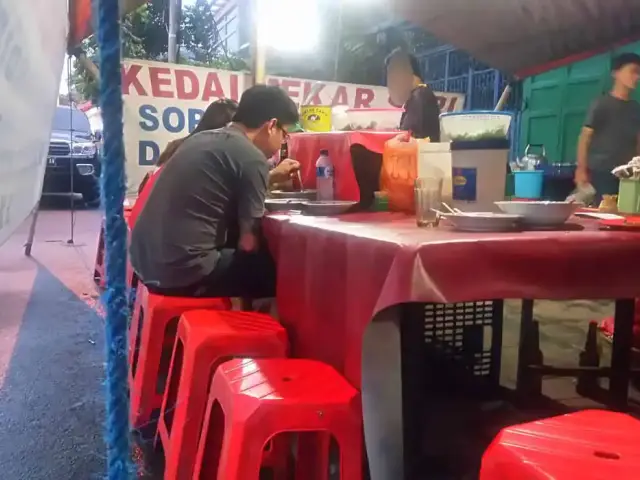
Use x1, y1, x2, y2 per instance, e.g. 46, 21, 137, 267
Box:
96, 0, 131, 477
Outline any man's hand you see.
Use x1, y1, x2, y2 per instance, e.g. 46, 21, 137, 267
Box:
238, 232, 258, 252
269, 158, 300, 185
393, 131, 412, 143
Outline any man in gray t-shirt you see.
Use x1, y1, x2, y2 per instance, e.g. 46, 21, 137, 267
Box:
576, 53, 640, 200
129, 85, 300, 298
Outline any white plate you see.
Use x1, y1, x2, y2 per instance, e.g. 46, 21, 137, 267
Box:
442, 212, 521, 232
301, 201, 357, 216
494, 201, 583, 226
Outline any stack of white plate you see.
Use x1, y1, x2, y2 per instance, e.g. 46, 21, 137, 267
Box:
442, 212, 521, 232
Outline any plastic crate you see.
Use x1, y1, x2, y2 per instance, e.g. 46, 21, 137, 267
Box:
422, 301, 503, 389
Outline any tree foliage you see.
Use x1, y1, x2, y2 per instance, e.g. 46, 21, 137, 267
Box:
71, 0, 247, 103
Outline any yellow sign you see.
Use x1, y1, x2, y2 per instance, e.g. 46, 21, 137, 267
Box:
300, 105, 332, 132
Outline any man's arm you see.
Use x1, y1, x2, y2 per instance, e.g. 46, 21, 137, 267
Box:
575, 99, 602, 185
576, 126, 594, 184
238, 160, 269, 252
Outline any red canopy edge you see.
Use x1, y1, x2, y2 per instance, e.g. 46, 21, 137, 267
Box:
68, 0, 148, 49
515, 34, 640, 79
393, 0, 640, 78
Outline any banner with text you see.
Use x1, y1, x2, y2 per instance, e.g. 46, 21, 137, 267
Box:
0, 0, 68, 247
122, 59, 465, 193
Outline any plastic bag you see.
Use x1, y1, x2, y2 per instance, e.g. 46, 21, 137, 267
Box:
380, 136, 419, 212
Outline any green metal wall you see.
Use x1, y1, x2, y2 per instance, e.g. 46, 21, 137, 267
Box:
520, 41, 640, 164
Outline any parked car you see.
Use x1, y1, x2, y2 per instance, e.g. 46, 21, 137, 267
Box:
43, 106, 101, 206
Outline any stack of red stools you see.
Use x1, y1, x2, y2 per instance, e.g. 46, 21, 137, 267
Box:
155, 310, 289, 479
137, 305, 364, 479
480, 409, 640, 479
128, 284, 231, 431
93, 206, 135, 291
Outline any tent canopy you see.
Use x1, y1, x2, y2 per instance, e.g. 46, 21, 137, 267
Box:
68, 0, 147, 48
393, 0, 640, 78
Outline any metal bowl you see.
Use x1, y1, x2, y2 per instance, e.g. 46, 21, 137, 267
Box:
269, 189, 317, 201
494, 201, 583, 226
301, 201, 357, 216
264, 199, 303, 212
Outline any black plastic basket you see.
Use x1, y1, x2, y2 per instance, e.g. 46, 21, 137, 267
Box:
401, 300, 504, 394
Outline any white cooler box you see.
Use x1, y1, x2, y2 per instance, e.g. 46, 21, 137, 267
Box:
419, 141, 508, 212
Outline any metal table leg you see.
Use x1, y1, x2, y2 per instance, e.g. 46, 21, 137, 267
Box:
516, 299, 534, 392
610, 298, 635, 410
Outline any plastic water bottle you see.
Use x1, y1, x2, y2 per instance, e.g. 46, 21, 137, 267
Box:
316, 149, 334, 201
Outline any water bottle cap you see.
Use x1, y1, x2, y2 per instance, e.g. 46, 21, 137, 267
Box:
320, 149, 329, 156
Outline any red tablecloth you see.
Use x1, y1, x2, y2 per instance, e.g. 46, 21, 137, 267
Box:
263, 212, 640, 387
289, 131, 397, 201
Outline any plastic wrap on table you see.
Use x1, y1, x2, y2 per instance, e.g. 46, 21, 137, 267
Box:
288, 131, 397, 202
263, 212, 640, 385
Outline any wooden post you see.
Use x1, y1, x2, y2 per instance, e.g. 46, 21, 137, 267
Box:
494, 84, 512, 111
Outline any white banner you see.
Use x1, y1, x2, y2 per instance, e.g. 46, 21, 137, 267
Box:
0, 0, 68, 246
122, 59, 465, 193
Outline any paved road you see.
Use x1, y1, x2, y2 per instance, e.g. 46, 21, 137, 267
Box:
0, 208, 106, 480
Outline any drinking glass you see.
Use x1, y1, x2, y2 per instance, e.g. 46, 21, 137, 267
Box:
414, 177, 443, 227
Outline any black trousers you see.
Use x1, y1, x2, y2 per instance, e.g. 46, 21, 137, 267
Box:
147, 246, 276, 299
591, 170, 620, 205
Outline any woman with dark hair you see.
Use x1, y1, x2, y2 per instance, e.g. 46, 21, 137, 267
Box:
137, 98, 239, 194
129, 98, 238, 227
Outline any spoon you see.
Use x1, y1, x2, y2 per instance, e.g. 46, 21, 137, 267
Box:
296, 170, 304, 191
442, 202, 462, 214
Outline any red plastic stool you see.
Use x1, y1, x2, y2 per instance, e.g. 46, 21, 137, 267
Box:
94, 218, 106, 288
95, 209, 134, 290
480, 409, 640, 479
156, 310, 288, 480
128, 284, 231, 431
124, 222, 138, 307
194, 358, 363, 480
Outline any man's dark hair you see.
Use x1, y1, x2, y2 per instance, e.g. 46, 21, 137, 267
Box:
233, 85, 299, 129
385, 48, 423, 80
612, 53, 640, 72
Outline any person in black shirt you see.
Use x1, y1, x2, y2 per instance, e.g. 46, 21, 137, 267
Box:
129, 85, 300, 299
385, 48, 441, 141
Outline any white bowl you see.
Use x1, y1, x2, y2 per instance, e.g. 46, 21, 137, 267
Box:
494, 201, 582, 226
442, 212, 521, 232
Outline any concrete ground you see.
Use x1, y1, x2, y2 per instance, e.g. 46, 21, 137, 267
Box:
0, 205, 105, 480
0, 204, 626, 479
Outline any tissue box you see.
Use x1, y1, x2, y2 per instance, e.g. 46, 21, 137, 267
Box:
617, 179, 640, 213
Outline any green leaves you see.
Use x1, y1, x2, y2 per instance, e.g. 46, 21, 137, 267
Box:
72, 0, 248, 102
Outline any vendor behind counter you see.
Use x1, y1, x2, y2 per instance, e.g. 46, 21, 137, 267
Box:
385, 48, 441, 141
